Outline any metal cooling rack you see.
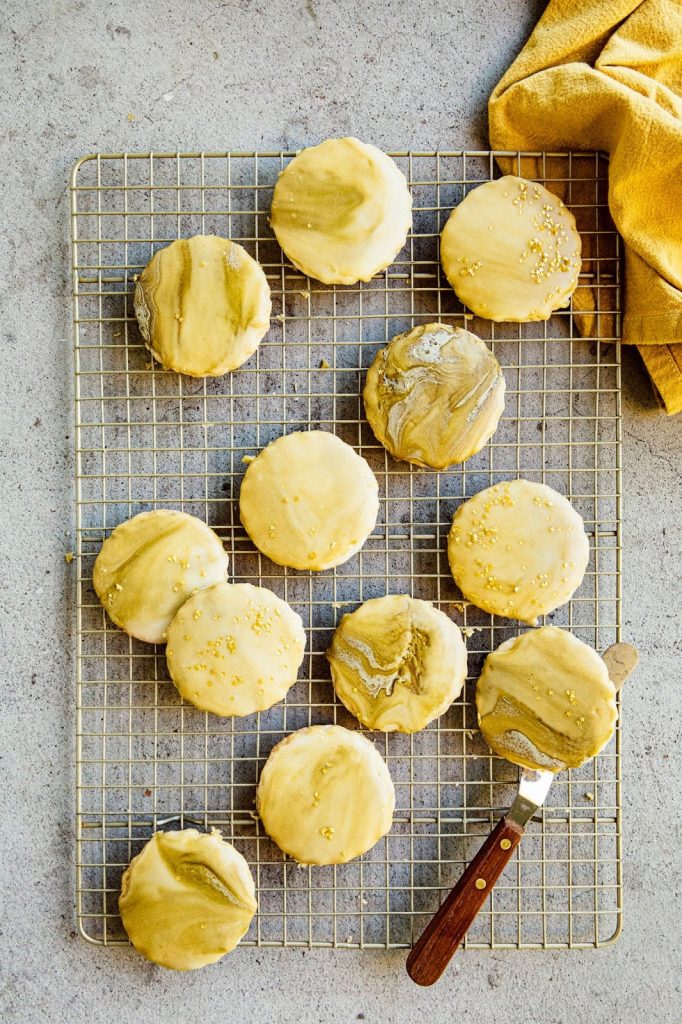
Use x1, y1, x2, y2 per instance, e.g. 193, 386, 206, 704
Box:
71, 150, 622, 951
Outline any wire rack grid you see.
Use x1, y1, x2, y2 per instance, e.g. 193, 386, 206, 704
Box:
71, 149, 622, 952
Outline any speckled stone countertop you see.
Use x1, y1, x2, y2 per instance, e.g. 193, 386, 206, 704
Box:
0, 2, 680, 1021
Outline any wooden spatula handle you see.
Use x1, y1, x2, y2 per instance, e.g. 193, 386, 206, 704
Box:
406, 816, 524, 986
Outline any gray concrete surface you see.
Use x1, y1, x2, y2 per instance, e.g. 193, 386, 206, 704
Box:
0, 2, 680, 1022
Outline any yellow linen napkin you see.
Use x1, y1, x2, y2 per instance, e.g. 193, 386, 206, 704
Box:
488, 0, 682, 414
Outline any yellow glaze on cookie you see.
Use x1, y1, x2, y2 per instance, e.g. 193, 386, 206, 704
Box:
327, 595, 467, 733
476, 627, 618, 772
166, 582, 305, 717
256, 724, 395, 864
448, 480, 589, 625
93, 510, 229, 644
119, 829, 257, 971
440, 176, 581, 322
134, 235, 271, 376
239, 430, 379, 571
363, 322, 505, 469
271, 137, 412, 285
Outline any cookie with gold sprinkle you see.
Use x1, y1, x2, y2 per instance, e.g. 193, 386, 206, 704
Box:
447, 479, 589, 625
440, 176, 581, 322
256, 724, 395, 864
166, 582, 305, 717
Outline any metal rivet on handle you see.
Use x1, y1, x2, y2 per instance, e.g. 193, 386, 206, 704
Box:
475, 878, 487, 890
500, 838, 512, 850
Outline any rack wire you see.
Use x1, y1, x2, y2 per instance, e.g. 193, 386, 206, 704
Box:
71, 150, 622, 951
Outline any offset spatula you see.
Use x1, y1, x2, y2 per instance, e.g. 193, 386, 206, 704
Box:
406, 642, 638, 987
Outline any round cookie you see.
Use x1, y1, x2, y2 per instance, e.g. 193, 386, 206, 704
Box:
93, 510, 229, 644
447, 480, 589, 625
119, 829, 257, 970
134, 235, 271, 376
270, 137, 412, 285
327, 595, 467, 733
440, 176, 582, 322
256, 724, 395, 864
166, 582, 306, 717
239, 430, 379, 571
363, 322, 505, 469
476, 626, 618, 772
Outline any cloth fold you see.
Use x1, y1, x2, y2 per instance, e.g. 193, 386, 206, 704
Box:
489, 0, 682, 414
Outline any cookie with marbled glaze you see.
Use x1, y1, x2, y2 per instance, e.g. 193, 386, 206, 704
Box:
271, 137, 412, 285
327, 595, 467, 732
93, 509, 229, 643
134, 235, 271, 376
364, 322, 505, 469
119, 829, 256, 970
476, 627, 618, 772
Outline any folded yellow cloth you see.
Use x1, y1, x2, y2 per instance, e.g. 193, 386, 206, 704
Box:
489, 0, 682, 415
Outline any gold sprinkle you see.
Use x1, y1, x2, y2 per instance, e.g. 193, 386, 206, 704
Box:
576, 715, 585, 726
584, 791, 594, 801
242, 454, 255, 464
114, 582, 123, 591
319, 826, 335, 841
565, 710, 573, 718
566, 689, 577, 705
319, 358, 330, 369
225, 635, 237, 653
320, 761, 333, 775
193, 610, 203, 621
546, 688, 554, 696
64, 551, 74, 564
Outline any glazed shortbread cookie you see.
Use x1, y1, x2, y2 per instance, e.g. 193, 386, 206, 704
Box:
448, 480, 589, 625
119, 829, 257, 970
476, 627, 618, 772
93, 510, 229, 643
363, 322, 505, 469
134, 235, 271, 376
327, 595, 467, 733
271, 137, 412, 285
166, 582, 305, 717
239, 431, 379, 571
440, 176, 581, 322
256, 725, 395, 864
